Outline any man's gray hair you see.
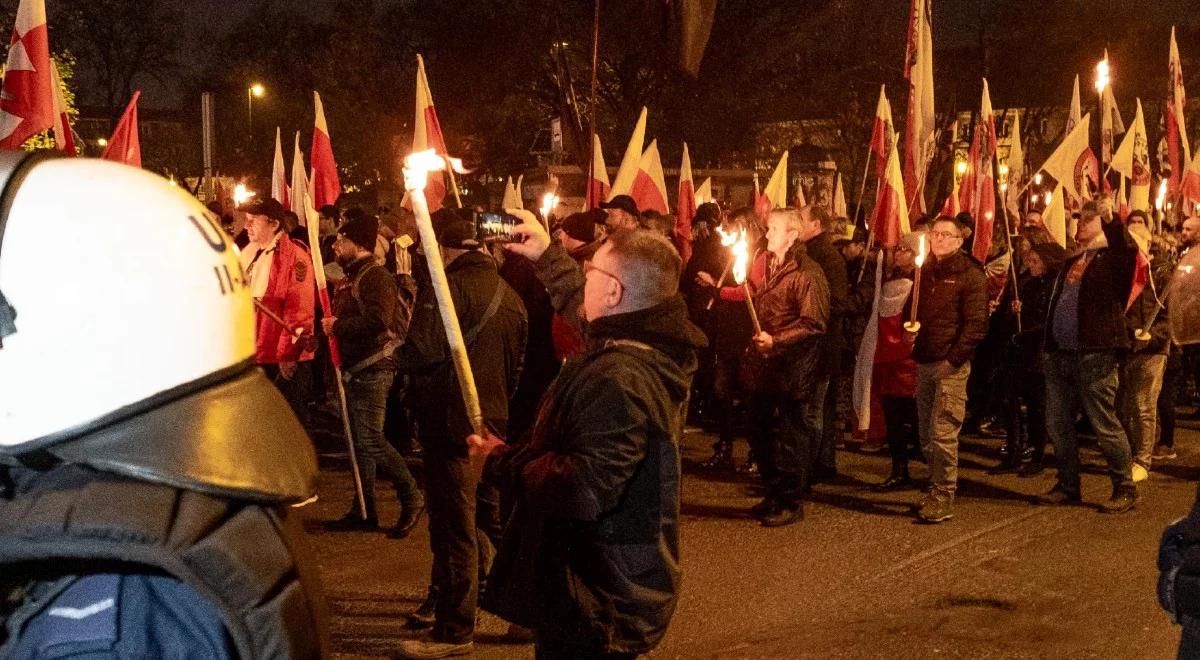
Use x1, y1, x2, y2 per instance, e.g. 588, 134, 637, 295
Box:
605, 229, 682, 306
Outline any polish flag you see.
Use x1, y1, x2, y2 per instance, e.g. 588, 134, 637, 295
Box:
762, 151, 789, 209
290, 131, 309, 218
869, 85, 894, 179
903, 0, 934, 216
1178, 148, 1200, 210
101, 91, 141, 167
413, 54, 449, 210
49, 59, 74, 155
1117, 177, 1131, 220
794, 178, 807, 208
608, 106, 647, 199
629, 139, 669, 215
0, 0, 53, 149
676, 142, 696, 263
1127, 230, 1152, 312
1112, 98, 1152, 212
958, 79, 997, 262
586, 133, 610, 209
832, 172, 848, 218
1167, 27, 1191, 197
310, 91, 341, 209
869, 135, 911, 248
271, 127, 289, 208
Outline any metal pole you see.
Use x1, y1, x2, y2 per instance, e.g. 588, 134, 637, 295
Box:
201, 92, 214, 203
247, 87, 253, 136
587, 0, 600, 209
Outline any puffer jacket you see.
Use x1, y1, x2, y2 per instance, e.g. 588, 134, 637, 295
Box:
911, 249, 989, 366
740, 245, 829, 399
482, 243, 706, 654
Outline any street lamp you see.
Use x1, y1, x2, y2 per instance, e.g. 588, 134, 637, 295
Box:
96, 138, 107, 148
247, 83, 265, 135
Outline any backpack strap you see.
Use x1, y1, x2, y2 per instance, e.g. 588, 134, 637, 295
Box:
462, 282, 506, 346
345, 264, 403, 376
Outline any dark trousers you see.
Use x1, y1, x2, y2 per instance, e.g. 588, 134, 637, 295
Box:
534, 626, 636, 660
1160, 359, 1181, 449
882, 395, 918, 473
422, 448, 502, 644
712, 351, 742, 448
346, 367, 422, 520
749, 393, 807, 507
1044, 351, 1134, 493
818, 364, 842, 473
263, 362, 313, 427
1000, 368, 1047, 460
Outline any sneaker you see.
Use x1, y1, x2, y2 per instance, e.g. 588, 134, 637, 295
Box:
389, 500, 426, 539
871, 473, 914, 492
323, 512, 379, 532
1017, 459, 1046, 478
1152, 447, 1177, 461
759, 504, 804, 527
917, 491, 954, 523
1035, 484, 1082, 505
1132, 463, 1150, 483
396, 638, 473, 659
1099, 488, 1137, 514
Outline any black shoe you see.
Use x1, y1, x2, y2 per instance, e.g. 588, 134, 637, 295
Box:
759, 504, 803, 527
325, 512, 379, 532
700, 444, 734, 470
988, 460, 1026, 476
750, 497, 776, 518
1017, 458, 1046, 478
405, 591, 437, 629
389, 500, 426, 539
1035, 484, 1081, 505
1099, 488, 1137, 514
872, 474, 914, 492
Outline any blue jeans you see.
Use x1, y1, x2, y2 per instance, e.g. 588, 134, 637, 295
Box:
346, 367, 421, 519
1043, 351, 1134, 493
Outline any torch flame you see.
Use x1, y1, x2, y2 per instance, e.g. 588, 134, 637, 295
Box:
716, 224, 739, 246
1156, 179, 1169, 211
233, 183, 256, 206
540, 192, 559, 218
403, 148, 469, 192
914, 233, 927, 268
731, 228, 750, 284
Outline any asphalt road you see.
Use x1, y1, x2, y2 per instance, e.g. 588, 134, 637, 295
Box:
300, 418, 1200, 659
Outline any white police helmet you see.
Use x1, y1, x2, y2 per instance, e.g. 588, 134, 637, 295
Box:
0, 152, 316, 502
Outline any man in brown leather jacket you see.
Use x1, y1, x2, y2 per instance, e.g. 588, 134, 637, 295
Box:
742, 208, 830, 527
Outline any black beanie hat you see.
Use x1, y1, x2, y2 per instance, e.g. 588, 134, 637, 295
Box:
432, 208, 480, 249
338, 215, 378, 251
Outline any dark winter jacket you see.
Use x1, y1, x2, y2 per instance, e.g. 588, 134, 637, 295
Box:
1044, 216, 1138, 353
331, 255, 398, 370
801, 232, 850, 368
911, 249, 990, 367
400, 250, 528, 449
741, 246, 829, 398
1124, 253, 1171, 355
481, 243, 705, 654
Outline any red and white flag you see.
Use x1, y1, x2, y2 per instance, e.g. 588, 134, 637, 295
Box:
290, 131, 309, 218
870, 135, 911, 248
903, 0, 934, 216
101, 91, 141, 167
0, 0, 53, 149
1112, 98, 1152, 212
629, 139, 669, 215
1167, 27, 1191, 197
1127, 231, 1152, 312
870, 85, 894, 179
676, 142, 696, 263
412, 54, 450, 210
1179, 148, 1200, 211
609, 106, 647, 199
586, 133, 610, 210
958, 79, 996, 262
310, 91, 341, 210
49, 58, 74, 155
271, 127, 289, 207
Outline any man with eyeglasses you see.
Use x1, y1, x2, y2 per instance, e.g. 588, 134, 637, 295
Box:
908, 216, 989, 523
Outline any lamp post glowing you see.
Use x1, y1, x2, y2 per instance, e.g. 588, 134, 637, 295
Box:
247, 83, 265, 135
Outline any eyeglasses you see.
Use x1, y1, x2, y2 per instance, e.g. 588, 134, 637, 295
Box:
929, 230, 961, 240
584, 261, 625, 290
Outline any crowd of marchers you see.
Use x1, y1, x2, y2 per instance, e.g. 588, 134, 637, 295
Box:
228, 189, 1200, 659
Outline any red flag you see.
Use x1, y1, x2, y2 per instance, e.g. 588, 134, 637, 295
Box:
0, 0, 52, 149
958, 79, 996, 262
412, 54, 449, 210
101, 91, 141, 167
869, 85, 894, 179
1167, 27, 1190, 197
676, 142, 696, 263
310, 91, 341, 209
629, 139, 669, 215
49, 58, 74, 155
870, 134, 911, 248
1127, 233, 1152, 312
587, 133, 611, 210
903, 0, 934, 216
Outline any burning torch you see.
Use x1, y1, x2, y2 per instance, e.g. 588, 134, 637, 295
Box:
904, 233, 927, 334
705, 224, 742, 310
730, 227, 762, 335
404, 149, 487, 437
